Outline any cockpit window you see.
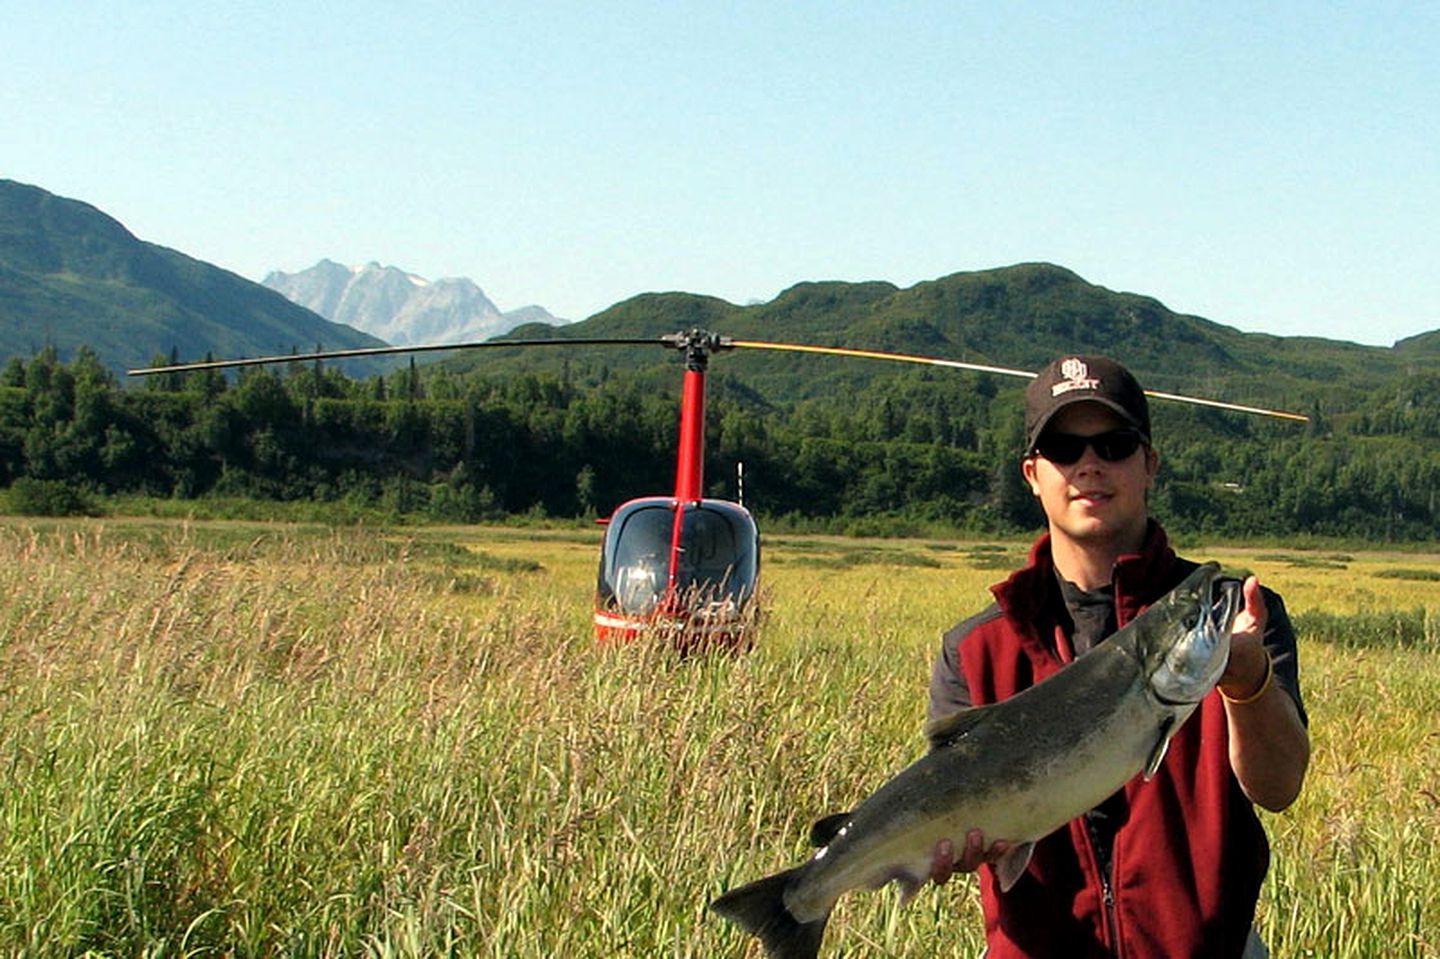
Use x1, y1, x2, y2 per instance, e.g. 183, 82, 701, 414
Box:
596, 500, 759, 616
602, 503, 672, 615
675, 505, 757, 602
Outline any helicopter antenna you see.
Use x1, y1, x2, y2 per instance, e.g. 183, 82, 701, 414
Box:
729, 339, 1309, 423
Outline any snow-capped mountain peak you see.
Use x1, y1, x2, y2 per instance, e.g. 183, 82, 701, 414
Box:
262, 260, 563, 346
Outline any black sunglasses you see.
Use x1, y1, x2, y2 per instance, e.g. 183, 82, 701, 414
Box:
1032, 428, 1145, 465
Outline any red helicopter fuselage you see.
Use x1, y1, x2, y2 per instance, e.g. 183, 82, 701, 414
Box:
592, 345, 760, 651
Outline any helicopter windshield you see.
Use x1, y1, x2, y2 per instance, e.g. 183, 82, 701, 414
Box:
597, 499, 759, 617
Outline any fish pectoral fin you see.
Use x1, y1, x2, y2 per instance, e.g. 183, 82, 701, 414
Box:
1143, 715, 1178, 780
895, 871, 926, 907
808, 812, 852, 848
924, 707, 988, 748
992, 841, 1036, 893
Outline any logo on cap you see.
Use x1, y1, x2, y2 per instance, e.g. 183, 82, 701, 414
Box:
1051, 357, 1100, 397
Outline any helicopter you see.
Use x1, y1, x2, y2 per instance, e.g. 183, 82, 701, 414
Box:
130, 330, 1308, 652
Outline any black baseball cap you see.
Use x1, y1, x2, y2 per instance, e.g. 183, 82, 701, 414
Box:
1024, 355, 1151, 452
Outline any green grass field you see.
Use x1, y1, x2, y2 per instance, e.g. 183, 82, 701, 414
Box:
1, 518, 1437, 957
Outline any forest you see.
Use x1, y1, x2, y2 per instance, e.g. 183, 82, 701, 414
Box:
2, 345, 1437, 542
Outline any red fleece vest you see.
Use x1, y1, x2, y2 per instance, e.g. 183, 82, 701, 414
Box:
957, 525, 1268, 958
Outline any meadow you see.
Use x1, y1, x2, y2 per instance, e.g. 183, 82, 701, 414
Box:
1, 518, 1437, 957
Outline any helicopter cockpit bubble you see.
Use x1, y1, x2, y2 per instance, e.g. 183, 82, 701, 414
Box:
595, 497, 759, 619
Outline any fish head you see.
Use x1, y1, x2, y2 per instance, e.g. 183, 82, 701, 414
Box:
1143, 563, 1245, 706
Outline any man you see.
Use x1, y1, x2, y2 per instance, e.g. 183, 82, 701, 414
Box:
927, 355, 1310, 958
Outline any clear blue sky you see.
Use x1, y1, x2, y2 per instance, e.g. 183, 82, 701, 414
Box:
5, 2, 1437, 345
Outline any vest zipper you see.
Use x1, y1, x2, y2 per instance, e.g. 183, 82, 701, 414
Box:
1083, 816, 1123, 957
1101, 867, 1121, 958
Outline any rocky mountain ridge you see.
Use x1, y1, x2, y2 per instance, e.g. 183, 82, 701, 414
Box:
262, 260, 564, 346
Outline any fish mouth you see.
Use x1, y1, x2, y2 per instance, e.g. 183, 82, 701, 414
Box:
1187, 574, 1246, 695
1209, 577, 1245, 636
1150, 566, 1244, 706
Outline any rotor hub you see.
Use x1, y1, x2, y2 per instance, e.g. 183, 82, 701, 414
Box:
663, 328, 734, 371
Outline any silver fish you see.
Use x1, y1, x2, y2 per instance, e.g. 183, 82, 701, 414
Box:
710, 562, 1244, 959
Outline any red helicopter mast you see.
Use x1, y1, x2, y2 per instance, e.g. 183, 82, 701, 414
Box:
666, 331, 721, 597
673, 352, 707, 502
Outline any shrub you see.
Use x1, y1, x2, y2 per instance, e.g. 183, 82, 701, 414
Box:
5, 477, 97, 516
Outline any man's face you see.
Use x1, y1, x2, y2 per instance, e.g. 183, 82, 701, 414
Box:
1022, 402, 1158, 550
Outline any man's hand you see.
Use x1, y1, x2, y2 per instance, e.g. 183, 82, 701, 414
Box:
1219, 575, 1269, 700
1218, 574, 1310, 811
929, 830, 1013, 884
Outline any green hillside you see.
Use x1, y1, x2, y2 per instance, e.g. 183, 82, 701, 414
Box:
0, 180, 387, 374
443, 263, 1434, 418
4, 176, 1433, 418
1396, 328, 1440, 356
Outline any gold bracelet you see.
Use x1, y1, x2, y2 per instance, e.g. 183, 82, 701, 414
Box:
1221, 652, 1274, 706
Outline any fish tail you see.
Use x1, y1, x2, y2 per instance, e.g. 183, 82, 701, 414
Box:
709, 866, 829, 959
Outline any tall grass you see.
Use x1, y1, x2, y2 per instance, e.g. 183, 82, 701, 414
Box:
0, 521, 1436, 956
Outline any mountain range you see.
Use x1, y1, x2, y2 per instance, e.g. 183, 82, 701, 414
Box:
0, 179, 385, 374
1, 177, 1436, 412
262, 260, 563, 347
441, 267, 1439, 418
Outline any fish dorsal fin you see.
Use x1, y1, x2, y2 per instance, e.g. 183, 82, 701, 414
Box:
924, 708, 989, 748
993, 841, 1036, 893
1143, 715, 1178, 780
808, 812, 852, 848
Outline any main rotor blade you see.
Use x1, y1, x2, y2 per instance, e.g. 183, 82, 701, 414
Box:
129, 328, 1308, 423
126, 336, 666, 376
730, 339, 1310, 423
729, 339, 1035, 378
1133, 388, 1309, 422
